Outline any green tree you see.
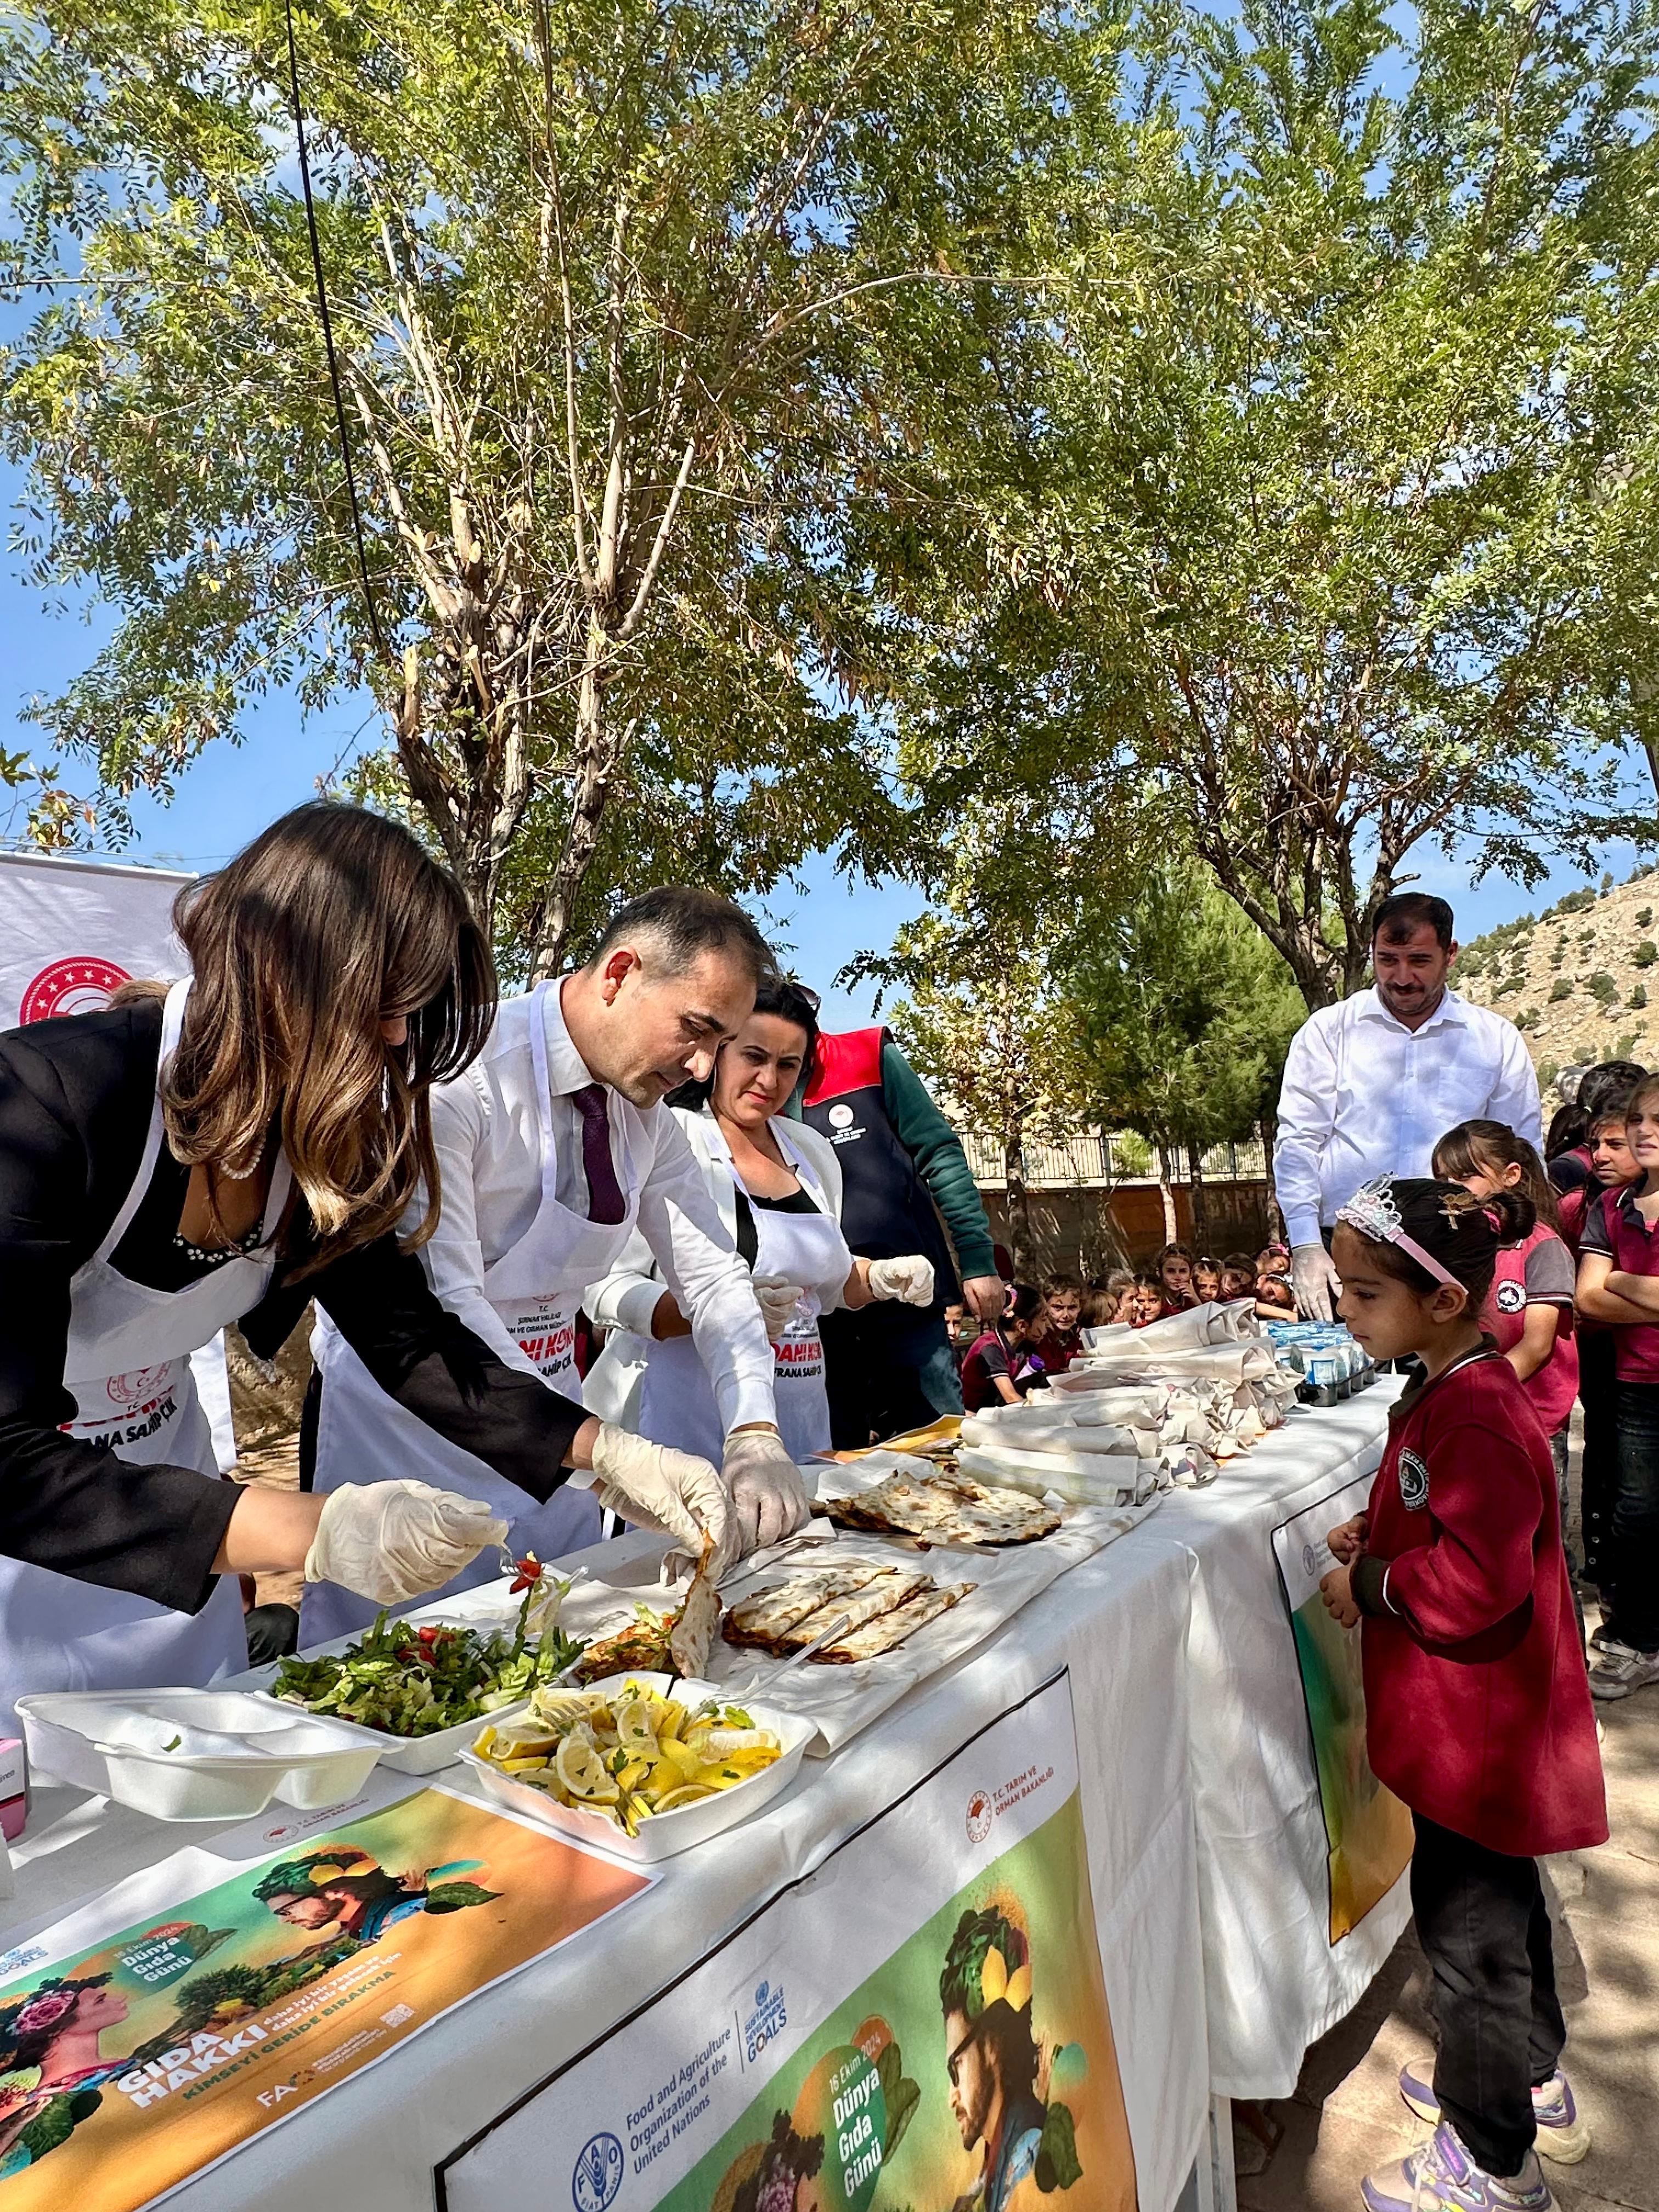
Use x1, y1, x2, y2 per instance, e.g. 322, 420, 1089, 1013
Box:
0, 0, 1069, 949
1064, 865, 1305, 1244
889, 0, 1659, 1008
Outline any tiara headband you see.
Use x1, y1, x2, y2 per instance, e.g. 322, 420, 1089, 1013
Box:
1335, 1178, 1463, 1290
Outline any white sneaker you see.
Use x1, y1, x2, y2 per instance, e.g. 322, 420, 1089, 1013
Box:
1588, 1642, 1659, 1700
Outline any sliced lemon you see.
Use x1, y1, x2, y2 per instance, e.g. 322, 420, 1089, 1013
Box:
616, 1699, 659, 1754
499, 1754, 552, 1775
656, 1701, 686, 1742
556, 1735, 620, 1803
658, 1737, 704, 1779
653, 1783, 717, 1813
473, 1725, 498, 1758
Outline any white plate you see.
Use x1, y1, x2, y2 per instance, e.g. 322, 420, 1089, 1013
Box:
455, 1671, 814, 1863
16, 1691, 383, 1822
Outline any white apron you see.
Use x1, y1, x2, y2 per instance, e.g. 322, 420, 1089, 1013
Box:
304, 978, 613, 1641
634, 1127, 850, 1465
0, 980, 282, 1733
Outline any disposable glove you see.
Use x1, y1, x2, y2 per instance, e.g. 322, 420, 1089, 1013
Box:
1291, 1242, 1342, 1323
866, 1254, 936, 1307
589, 1423, 731, 1564
752, 1276, 808, 1337
304, 1480, 508, 1605
721, 1426, 810, 1554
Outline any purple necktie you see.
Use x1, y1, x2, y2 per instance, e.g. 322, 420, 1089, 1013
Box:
572, 1082, 626, 1224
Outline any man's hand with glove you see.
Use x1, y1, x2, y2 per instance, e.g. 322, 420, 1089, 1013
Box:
1291, 1242, 1342, 1323
722, 1425, 810, 1554
752, 1276, 807, 1338
589, 1423, 731, 1564
866, 1254, 936, 1307
305, 1480, 508, 1605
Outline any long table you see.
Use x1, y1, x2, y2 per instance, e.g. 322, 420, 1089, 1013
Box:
0, 1385, 1402, 2210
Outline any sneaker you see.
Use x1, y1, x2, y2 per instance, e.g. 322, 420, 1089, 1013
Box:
1588, 1643, 1659, 1700
1361, 2123, 1551, 2211
1398, 2064, 1591, 2165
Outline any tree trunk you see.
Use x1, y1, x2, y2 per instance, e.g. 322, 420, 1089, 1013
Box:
1155, 1143, 1180, 1245
530, 620, 622, 979
1003, 1122, 1034, 1285
1186, 1141, 1211, 1251
1260, 1111, 1286, 1243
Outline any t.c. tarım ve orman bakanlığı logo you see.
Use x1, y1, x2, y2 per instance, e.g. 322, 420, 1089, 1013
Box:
19, 955, 131, 1024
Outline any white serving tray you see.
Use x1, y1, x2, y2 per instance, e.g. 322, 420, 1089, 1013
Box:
455, 1671, 813, 1864
251, 1688, 538, 1777
16, 1690, 384, 1822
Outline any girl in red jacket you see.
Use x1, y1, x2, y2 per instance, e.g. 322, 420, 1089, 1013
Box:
1318, 1177, 1606, 2212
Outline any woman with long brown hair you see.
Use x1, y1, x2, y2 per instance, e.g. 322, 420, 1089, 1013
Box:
0, 803, 726, 1728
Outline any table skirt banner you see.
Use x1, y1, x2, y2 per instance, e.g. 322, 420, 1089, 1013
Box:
1272, 1477, 1414, 1946
438, 1670, 1139, 2212
1135, 1389, 1412, 2101
0, 1776, 650, 2210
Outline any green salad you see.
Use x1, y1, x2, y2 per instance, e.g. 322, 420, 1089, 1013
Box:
272, 1579, 585, 1737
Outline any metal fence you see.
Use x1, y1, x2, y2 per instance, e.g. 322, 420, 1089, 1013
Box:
962, 1130, 1268, 1188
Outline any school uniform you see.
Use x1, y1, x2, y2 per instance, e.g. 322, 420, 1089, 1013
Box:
1577, 1184, 1659, 1652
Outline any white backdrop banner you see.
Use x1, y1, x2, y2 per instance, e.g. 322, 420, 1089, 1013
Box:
0, 849, 192, 1029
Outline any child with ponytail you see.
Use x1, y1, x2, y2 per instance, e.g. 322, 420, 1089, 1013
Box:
1318, 1178, 1605, 2212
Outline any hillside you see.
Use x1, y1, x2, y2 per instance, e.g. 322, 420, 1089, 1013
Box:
1456, 863, 1659, 1094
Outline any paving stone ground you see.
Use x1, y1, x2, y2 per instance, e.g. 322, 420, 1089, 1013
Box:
1234, 1386, 1659, 2212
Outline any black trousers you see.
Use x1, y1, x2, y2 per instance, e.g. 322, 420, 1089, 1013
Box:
1410, 1814, 1566, 2178
1577, 1329, 1618, 1590
1607, 1378, 1659, 1653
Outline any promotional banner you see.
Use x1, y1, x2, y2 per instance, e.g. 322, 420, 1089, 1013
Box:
1272, 1476, 1414, 1943
0, 850, 191, 1031
0, 1780, 650, 2210
438, 1671, 1137, 2212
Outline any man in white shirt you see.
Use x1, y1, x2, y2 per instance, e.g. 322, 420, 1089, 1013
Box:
1274, 894, 1542, 1319
306, 889, 805, 1637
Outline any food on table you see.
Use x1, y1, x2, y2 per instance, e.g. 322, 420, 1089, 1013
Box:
271, 1598, 585, 1738
824, 1470, 1062, 1547
819, 1582, 973, 1662
472, 1679, 781, 1834
668, 1541, 723, 1680
721, 1564, 972, 1662
574, 1609, 676, 1683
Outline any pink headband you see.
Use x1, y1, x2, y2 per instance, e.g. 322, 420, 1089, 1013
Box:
1335, 1179, 1464, 1290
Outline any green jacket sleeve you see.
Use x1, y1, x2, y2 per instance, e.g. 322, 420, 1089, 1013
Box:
880, 1039, 998, 1279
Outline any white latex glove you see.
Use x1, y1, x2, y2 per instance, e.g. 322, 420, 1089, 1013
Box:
722, 1426, 810, 1554
752, 1276, 808, 1336
589, 1423, 730, 1563
866, 1254, 936, 1307
1291, 1242, 1341, 1323
304, 1480, 509, 1605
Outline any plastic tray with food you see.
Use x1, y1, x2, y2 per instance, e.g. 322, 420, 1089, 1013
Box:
16, 1690, 385, 1822
458, 1671, 813, 1862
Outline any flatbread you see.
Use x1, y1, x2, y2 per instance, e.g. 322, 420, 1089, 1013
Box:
825, 1471, 1060, 1548
773, 1570, 932, 1652
722, 1566, 887, 1651
815, 1583, 973, 1663
668, 1547, 723, 1679
576, 1613, 673, 1683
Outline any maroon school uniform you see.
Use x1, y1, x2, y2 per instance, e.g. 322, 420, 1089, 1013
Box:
1578, 1184, 1659, 1383
1355, 1349, 1606, 1859
1483, 1222, 1578, 1436
1031, 1327, 1081, 1375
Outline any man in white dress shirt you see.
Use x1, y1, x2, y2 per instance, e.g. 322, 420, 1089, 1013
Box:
308, 889, 805, 1620
1274, 893, 1542, 1319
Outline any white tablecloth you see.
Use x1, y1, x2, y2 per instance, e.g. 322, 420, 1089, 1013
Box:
2, 1532, 1210, 2212
1128, 1383, 1409, 2101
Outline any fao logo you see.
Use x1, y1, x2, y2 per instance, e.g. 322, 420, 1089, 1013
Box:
1302, 1542, 1317, 1577
572, 2131, 624, 2212
966, 1789, 993, 1844
828, 1102, 855, 1129
19, 956, 131, 1025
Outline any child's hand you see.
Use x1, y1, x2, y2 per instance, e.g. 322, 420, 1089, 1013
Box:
1319, 1565, 1361, 1628
1326, 1513, 1369, 1564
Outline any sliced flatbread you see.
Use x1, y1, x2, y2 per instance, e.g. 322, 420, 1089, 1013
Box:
576, 1613, 673, 1684
814, 1582, 973, 1663
668, 1547, 723, 1679
721, 1566, 888, 1650
772, 1568, 932, 1653
825, 1471, 1060, 1548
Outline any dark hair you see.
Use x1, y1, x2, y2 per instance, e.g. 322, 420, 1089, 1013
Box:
1372, 891, 1454, 950
1431, 1119, 1558, 1230
588, 886, 771, 984
1222, 1251, 1256, 1274
732, 2111, 825, 2212
1581, 1059, 1647, 1125
1339, 1177, 1534, 1309
1006, 1284, 1045, 1326
1154, 1242, 1193, 1270
0, 1974, 114, 2072
1256, 1275, 1296, 1310
1041, 1272, 1083, 1297
1133, 1269, 1161, 1290
1544, 1101, 1589, 1160
665, 969, 819, 1111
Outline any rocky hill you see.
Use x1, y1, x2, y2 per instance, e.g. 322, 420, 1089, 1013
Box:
1456, 862, 1659, 1096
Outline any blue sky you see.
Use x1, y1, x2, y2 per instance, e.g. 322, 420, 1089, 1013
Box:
1, 448, 1648, 1018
